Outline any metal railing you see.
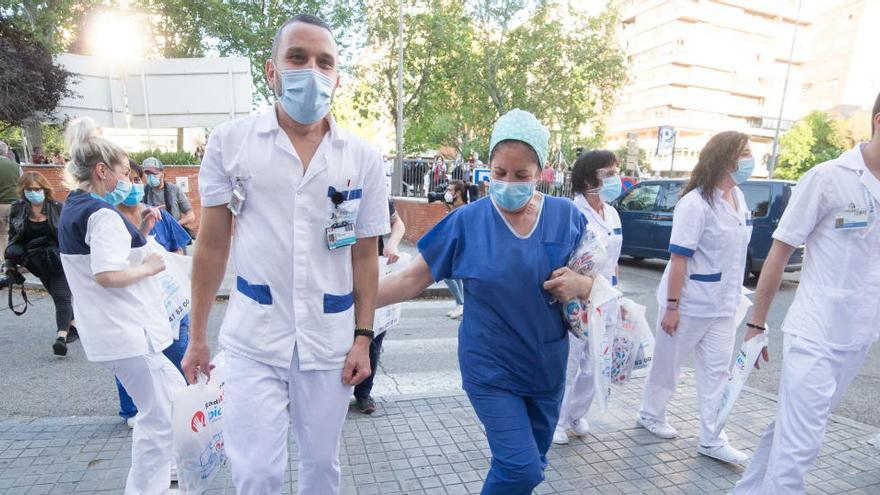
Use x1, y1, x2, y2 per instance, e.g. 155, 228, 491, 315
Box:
397, 158, 575, 200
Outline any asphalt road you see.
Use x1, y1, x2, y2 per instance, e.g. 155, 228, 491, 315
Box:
1, 257, 879, 429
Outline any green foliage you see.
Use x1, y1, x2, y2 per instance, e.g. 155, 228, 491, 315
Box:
129, 149, 198, 165
198, 0, 366, 107
614, 146, 651, 176
353, 0, 626, 157
0, 21, 75, 129
776, 111, 845, 180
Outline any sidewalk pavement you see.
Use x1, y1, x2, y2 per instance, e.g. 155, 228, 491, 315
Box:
2, 371, 878, 494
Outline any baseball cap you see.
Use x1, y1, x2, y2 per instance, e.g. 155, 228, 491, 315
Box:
142, 156, 164, 173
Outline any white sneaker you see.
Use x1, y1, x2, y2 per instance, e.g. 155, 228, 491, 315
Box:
448, 305, 463, 319
126, 416, 136, 429
698, 443, 749, 465
637, 415, 678, 439
552, 426, 569, 445
570, 418, 590, 437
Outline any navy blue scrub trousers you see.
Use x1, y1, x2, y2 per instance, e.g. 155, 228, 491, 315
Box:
465, 382, 564, 495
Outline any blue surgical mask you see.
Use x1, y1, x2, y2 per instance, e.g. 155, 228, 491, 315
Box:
600, 175, 623, 202
146, 174, 161, 188
731, 157, 755, 185
122, 183, 145, 206
490, 178, 535, 211
91, 179, 133, 206
277, 68, 334, 125
24, 190, 45, 204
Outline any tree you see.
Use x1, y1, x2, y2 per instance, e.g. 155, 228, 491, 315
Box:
0, 20, 75, 131
775, 111, 845, 180
353, 1, 626, 158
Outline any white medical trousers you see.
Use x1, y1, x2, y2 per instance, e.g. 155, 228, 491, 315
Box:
639, 313, 735, 448
101, 352, 186, 495
223, 348, 353, 495
733, 334, 871, 494
556, 334, 594, 428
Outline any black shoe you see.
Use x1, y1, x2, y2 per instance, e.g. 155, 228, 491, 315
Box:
53, 337, 68, 356
355, 396, 377, 414
66, 326, 79, 343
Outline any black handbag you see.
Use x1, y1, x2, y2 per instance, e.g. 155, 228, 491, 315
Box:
21, 236, 62, 281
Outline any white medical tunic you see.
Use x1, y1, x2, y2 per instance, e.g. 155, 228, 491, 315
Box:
199, 110, 390, 370
773, 144, 880, 350
573, 194, 622, 287
58, 190, 173, 361
659, 187, 752, 318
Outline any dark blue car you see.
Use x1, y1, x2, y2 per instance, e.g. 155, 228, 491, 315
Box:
611, 179, 804, 279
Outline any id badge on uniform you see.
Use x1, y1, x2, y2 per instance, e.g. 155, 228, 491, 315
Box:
227, 177, 248, 217
326, 222, 356, 250
835, 207, 869, 230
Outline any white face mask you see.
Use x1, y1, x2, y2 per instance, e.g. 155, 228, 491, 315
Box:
444, 191, 455, 203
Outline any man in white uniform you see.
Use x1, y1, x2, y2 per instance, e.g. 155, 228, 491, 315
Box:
182, 14, 390, 495
733, 91, 880, 494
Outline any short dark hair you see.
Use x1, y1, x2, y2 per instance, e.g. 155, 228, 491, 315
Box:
448, 179, 467, 203
272, 13, 333, 62
129, 158, 143, 178
571, 150, 618, 195
872, 90, 880, 136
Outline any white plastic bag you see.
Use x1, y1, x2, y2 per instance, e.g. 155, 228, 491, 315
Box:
711, 332, 768, 437
610, 299, 642, 385
146, 237, 192, 331
172, 352, 227, 494
624, 299, 654, 376
374, 253, 412, 335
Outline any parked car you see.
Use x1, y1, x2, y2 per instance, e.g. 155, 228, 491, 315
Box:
611, 179, 804, 279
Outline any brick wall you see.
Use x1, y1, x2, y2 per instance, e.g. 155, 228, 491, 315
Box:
22, 164, 203, 234
393, 197, 449, 244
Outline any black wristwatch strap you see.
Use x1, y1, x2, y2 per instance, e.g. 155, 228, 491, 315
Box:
354, 328, 375, 340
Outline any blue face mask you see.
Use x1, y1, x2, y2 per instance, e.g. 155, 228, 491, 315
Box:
24, 190, 45, 204
146, 174, 161, 188
122, 183, 145, 206
490, 178, 535, 211
600, 175, 623, 202
91, 178, 133, 206
731, 157, 755, 185
277, 68, 334, 125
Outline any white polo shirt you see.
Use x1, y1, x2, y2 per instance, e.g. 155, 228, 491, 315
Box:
774, 144, 880, 350
573, 194, 622, 286
199, 109, 390, 370
658, 187, 752, 318
59, 191, 173, 362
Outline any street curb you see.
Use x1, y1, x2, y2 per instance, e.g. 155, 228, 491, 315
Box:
742, 383, 876, 431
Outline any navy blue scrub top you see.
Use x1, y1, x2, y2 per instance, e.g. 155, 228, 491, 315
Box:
418, 195, 587, 395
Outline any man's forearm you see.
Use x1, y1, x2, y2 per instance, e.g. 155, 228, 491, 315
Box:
352, 237, 379, 330
388, 218, 405, 249
190, 208, 232, 342
749, 240, 796, 325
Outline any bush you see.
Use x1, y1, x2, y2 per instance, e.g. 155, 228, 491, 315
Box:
129, 149, 198, 166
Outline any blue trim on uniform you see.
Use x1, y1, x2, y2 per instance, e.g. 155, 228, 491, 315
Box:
746, 219, 753, 226
59, 190, 146, 255
323, 292, 354, 313
668, 243, 696, 257
612, 275, 618, 286
690, 273, 722, 282
613, 228, 622, 235
236, 276, 272, 305
327, 187, 363, 201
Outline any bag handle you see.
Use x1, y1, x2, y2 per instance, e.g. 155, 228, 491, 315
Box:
8, 282, 30, 316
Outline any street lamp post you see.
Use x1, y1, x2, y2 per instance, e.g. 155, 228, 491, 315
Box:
768, 0, 803, 178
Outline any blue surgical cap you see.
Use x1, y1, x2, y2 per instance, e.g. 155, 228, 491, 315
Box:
489, 109, 549, 167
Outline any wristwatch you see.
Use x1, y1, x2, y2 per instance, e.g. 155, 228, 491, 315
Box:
354, 328, 375, 340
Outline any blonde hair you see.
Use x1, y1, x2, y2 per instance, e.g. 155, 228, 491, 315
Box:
63, 117, 127, 189
17, 171, 55, 202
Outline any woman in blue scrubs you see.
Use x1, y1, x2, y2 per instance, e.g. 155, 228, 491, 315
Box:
377, 109, 594, 494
